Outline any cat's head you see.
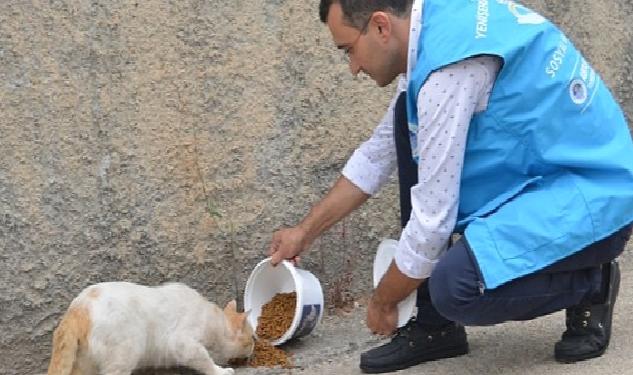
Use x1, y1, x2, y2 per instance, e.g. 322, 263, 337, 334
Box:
222, 300, 255, 360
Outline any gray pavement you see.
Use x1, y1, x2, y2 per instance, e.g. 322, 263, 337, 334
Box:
231, 246, 633, 375
66, 244, 633, 375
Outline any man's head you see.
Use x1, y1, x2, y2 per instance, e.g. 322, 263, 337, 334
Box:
319, 0, 413, 87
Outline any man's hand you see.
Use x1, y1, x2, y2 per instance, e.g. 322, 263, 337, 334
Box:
367, 261, 424, 335
367, 293, 398, 335
267, 176, 370, 266
268, 226, 311, 266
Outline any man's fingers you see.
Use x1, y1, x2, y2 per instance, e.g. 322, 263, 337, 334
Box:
374, 328, 392, 336
267, 229, 304, 267
270, 252, 281, 267
267, 234, 280, 256
289, 255, 301, 266
271, 253, 300, 267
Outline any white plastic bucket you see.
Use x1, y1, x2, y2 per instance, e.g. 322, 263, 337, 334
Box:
243, 258, 324, 346
373, 239, 417, 327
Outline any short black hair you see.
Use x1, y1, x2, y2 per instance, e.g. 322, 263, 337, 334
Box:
319, 0, 413, 29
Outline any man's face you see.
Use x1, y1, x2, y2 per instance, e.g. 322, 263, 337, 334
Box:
326, 3, 401, 87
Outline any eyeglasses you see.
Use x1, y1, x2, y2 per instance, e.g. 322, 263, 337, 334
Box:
340, 16, 371, 63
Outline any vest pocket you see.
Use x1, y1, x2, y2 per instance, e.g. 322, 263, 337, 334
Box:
457, 175, 542, 229
473, 173, 594, 261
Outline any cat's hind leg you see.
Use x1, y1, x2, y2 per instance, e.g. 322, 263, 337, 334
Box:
170, 339, 234, 375
96, 349, 137, 375
90, 325, 144, 375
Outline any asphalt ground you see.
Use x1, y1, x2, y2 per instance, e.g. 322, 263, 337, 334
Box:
129, 240, 633, 375
256, 261, 633, 375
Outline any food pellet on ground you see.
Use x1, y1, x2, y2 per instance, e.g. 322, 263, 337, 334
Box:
249, 339, 292, 368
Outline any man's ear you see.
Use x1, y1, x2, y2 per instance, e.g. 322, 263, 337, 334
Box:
371, 11, 392, 39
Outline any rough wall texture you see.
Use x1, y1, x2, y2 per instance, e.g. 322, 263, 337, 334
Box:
0, 1, 631, 374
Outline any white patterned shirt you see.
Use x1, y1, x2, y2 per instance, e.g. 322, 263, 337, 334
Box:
342, 0, 501, 279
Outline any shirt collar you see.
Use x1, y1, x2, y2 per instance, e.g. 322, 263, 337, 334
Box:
405, 0, 424, 83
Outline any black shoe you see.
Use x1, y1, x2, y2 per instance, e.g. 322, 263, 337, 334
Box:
555, 260, 620, 363
359, 318, 469, 374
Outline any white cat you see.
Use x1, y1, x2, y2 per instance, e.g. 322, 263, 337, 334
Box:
47, 282, 254, 375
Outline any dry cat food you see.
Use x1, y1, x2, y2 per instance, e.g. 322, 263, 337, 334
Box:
252, 339, 292, 367
228, 292, 296, 368
229, 339, 292, 368
256, 292, 297, 340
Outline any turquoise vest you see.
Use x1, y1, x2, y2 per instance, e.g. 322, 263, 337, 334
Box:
407, 0, 633, 289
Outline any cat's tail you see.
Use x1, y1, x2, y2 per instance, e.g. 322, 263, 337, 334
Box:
47, 306, 90, 375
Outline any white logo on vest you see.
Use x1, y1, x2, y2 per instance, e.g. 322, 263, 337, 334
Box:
497, 0, 546, 25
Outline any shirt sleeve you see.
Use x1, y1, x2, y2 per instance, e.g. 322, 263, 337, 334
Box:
341, 77, 407, 195
394, 55, 501, 279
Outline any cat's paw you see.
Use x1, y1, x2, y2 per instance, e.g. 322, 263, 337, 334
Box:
217, 367, 235, 375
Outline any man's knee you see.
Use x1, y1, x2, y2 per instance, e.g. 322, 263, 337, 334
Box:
428, 244, 483, 325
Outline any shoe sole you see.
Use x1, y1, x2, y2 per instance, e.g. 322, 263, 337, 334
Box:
555, 261, 620, 364
555, 347, 608, 364
360, 344, 469, 374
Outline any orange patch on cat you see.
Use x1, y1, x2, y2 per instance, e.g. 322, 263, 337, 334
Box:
224, 300, 243, 329
47, 306, 91, 375
226, 311, 247, 331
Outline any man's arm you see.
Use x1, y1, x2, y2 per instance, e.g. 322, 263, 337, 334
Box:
374, 262, 423, 306
269, 78, 407, 265
395, 55, 501, 280
367, 56, 501, 335
269, 175, 370, 265
367, 261, 423, 335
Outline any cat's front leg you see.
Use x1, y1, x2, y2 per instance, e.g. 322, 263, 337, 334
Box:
171, 338, 234, 375
214, 367, 235, 375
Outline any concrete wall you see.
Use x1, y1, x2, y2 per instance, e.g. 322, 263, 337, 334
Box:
0, 1, 631, 373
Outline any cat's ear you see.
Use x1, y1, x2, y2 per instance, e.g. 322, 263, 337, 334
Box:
239, 309, 251, 325
224, 299, 237, 313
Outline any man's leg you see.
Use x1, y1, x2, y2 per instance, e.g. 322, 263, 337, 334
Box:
429, 225, 631, 360
360, 92, 468, 374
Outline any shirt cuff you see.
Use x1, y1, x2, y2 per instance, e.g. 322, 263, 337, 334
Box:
342, 149, 389, 195
394, 239, 438, 280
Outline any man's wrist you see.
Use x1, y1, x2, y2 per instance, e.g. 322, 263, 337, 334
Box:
372, 289, 398, 309
296, 221, 315, 245
374, 261, 424, 307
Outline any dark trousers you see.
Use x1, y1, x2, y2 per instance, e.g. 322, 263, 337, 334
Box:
393, 92, 632, 327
